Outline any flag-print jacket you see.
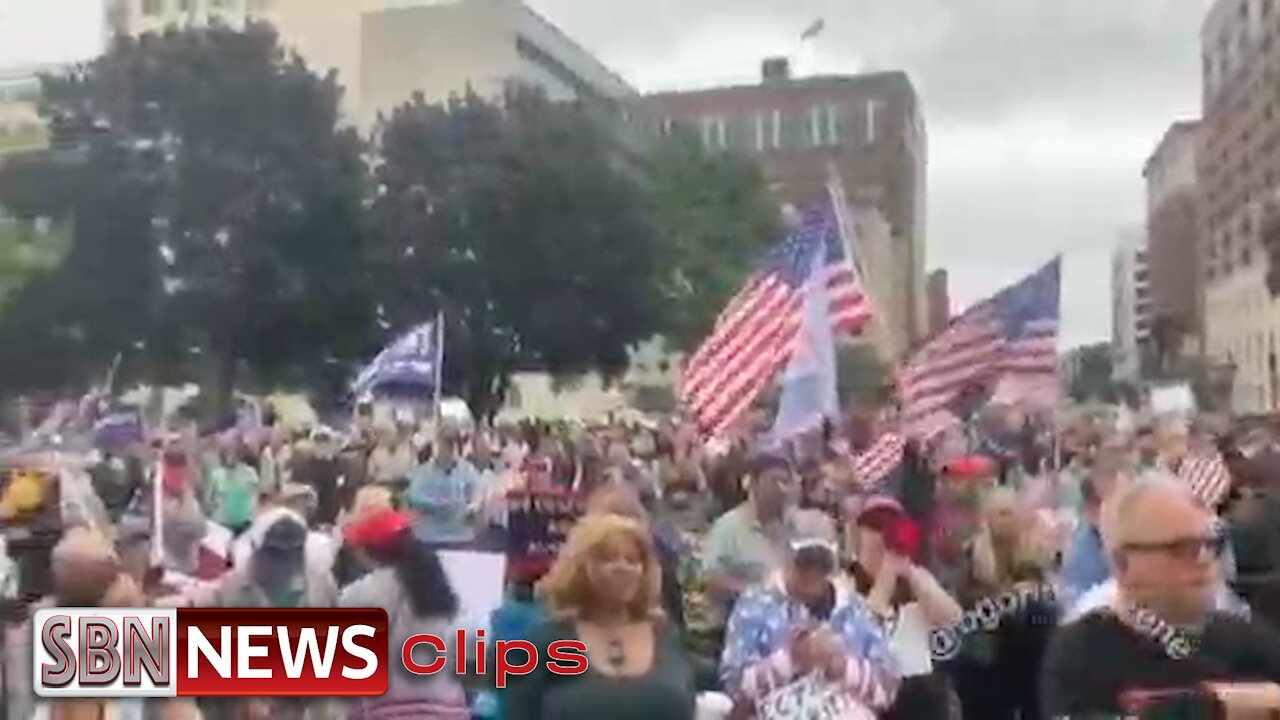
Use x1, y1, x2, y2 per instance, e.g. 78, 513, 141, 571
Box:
719, 573, 901, 714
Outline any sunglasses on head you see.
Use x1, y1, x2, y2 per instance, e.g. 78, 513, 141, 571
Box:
1120, 533, 1227, 562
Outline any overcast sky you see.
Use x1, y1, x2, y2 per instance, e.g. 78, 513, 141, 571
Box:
0, 0, 1216, 349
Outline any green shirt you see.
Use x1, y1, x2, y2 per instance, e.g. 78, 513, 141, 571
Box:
210, 464, 258, 528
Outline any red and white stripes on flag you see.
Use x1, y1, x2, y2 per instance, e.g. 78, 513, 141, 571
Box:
681, 212, 871, 439
897, 311, 1004, 434
853, 432, 906, 490
897, 259, 1061, 438
1178, 453, 1232, 509
903, 410, 961, 446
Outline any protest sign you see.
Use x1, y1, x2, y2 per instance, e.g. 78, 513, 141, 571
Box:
757, 673, 870, 720
438, 550, 506, 631
1149, 383, 1196, 418
505, 486, 583, 559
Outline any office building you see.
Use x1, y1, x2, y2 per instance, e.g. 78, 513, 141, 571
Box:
1112, 231, 1152, 382
1199, 0, 1280, 412
643, 59, 928, 358
106, 0, 638, 130
1143, 120, 1201, 362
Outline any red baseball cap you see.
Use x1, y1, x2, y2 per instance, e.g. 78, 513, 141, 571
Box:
343, 508, 412, 550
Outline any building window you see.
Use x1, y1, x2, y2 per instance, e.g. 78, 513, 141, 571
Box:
659, 118, 674, 136
824, 105, 841, 145
700, 116, 727, 149
809, 106, 824, 147
753, 112, 766, 151
771, 109, 782, 149
143, 0, 165, 15
865, 99, 884, 144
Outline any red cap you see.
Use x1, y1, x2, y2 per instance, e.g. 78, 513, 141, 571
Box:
855, 496, 921, 562
343, 509, 411, 550
942, 455, 996, 478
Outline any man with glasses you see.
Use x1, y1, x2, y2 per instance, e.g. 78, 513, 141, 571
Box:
1042, 476, 1280, 717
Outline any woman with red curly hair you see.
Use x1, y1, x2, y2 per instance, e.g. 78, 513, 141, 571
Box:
507, 514, 695, 720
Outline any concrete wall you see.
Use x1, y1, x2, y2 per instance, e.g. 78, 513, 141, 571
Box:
357, 0, 520, 128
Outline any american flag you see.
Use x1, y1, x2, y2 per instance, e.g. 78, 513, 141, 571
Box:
1178, 453, 1232, 509
681, 196, 871, 438
898, 257, 1060, 436
853, 432, 907, 489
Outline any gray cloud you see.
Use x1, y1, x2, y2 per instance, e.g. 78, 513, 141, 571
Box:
533, 0, 1210, 346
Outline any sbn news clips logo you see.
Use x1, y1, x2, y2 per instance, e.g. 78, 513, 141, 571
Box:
34, 608, 588, 698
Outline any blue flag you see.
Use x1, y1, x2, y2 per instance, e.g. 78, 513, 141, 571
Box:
352, 321, 443, 399
770, 231, 839, 444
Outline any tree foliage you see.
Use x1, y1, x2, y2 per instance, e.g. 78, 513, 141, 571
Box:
835, 343, 893, 410
0, 217, 70, 312
1068, 342, 1119, 403
369, 89, 660, 417
644, 133, 780, 352
0, 23, 372, 409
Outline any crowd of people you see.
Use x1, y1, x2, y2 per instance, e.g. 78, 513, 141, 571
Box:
8, 400, 1280, 719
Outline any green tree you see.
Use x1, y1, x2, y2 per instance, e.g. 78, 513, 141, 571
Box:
369, 89, 660, 418
0, 137, 163, 395
835, 343, 894, 410
0, 24, 373, 411
1068, 342, 1119, 403
645, 133, 780, 352
0, 217, 70, 312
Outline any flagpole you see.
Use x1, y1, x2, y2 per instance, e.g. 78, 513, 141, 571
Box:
150, 458, 165, 570
432, 310, 445, 428
826, 163, 894, 370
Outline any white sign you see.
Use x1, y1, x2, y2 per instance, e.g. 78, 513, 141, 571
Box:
1149, 383, 1196, 418
438, 550, 506, 632
757, 673, 873, 720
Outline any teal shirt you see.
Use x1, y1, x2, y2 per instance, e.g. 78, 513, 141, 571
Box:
209, 464, 258, 528
408, 459, 480, 544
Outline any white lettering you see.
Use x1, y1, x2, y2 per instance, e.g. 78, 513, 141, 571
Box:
237, 627, 273, 679
188, 627, 232, 679
341, 625, 378, 680
278, 627, 338, 680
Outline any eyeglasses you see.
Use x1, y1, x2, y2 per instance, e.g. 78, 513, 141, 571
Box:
1120, 534, 1227, 562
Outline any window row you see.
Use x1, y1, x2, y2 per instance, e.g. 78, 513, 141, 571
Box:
142, 0, 244, 16
658, 100, 888, 153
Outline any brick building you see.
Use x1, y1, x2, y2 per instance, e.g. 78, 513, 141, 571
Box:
642, 59, 927, 358
1198, 0, 1280, 412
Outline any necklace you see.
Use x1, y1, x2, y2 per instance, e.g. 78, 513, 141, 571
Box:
605, 637, 626, 669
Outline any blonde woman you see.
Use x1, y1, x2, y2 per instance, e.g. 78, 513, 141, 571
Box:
951, 486, 1057, 720
508, 514, 696, 720
968, 487, 1055, 596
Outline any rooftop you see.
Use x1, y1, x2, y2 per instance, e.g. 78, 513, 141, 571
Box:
645, 69, 917, 102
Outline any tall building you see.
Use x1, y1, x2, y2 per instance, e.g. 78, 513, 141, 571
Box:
925, 268, 950, 337
1112, 231, 1152, 382
106, 0, 638, 131
642, 59, 928, 358
1143, 120, 1201, 359
1199, 0, 1280, 412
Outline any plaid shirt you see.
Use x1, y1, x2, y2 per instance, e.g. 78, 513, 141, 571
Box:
719, 574, 901, 714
